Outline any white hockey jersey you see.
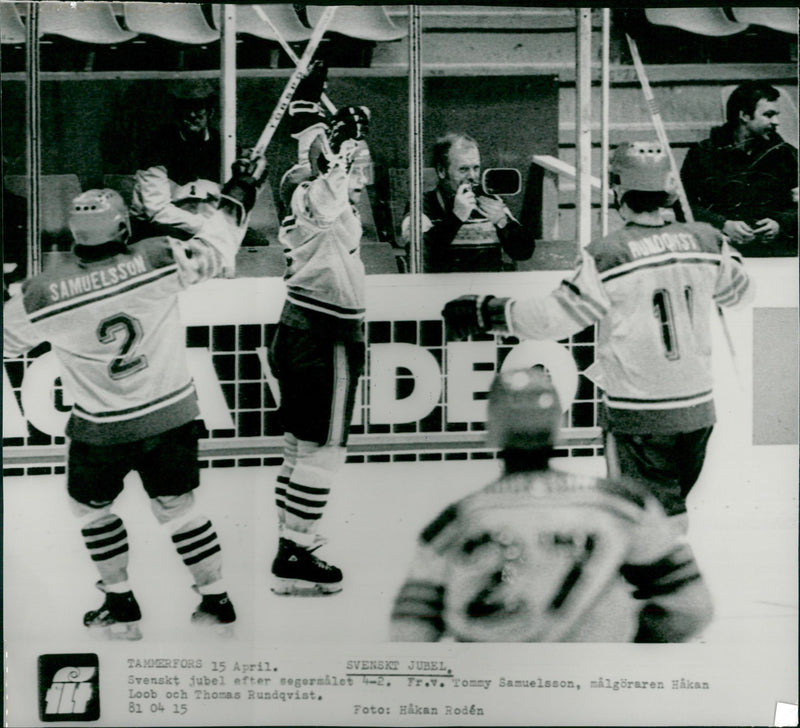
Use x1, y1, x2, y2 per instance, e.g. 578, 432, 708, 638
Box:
3, 209, 245, 445
390, 468, 712, 643
502, 220, 753, 433
279, 164, 366, 322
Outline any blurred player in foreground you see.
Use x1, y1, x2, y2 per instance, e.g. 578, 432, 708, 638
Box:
442, 142, 754, 531
390, 368, 714, 642
3, 158, 266, 640
268, 61, 372, 596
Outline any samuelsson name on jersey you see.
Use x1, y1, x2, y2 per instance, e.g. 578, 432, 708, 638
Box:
47, 255, 147, 302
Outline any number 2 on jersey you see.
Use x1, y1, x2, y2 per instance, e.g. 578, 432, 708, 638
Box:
97, 313, 148, 379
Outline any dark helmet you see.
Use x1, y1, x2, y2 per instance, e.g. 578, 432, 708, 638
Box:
487, 368, 562, 451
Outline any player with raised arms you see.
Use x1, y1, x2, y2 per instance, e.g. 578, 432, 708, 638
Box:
3, 158, 267, 640
267, 60, 373, 596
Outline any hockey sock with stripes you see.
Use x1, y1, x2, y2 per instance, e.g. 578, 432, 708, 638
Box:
282, 441, 345, 537
275, 432, 299, 529
170, 517, 224, 590
80, 513, 131, 588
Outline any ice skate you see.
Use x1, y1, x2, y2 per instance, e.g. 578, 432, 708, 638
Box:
83, 581, 142, 641
270, 537, 343, 596
191, 587, 236, 637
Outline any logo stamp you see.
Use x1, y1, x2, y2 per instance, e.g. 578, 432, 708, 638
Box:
38, 654, 100, 722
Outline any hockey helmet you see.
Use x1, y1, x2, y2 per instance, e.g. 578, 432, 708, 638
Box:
610, 141, 678, 202
68, 189, 130, 246
487, 368, 562, 451
172, 179, 221, 207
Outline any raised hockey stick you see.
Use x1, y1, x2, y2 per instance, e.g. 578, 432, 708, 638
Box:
251, 5, 338, 115
251, 5, 338, 159
626, 33, 741, 382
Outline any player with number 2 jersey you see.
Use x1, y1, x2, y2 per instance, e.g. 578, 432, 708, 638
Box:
3, 165, 262, 639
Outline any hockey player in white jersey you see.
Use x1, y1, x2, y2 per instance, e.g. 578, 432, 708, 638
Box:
3, 159, 266, 639
443, 142, 754, 530
390, 368, 714, 642
267, 61, 372, 595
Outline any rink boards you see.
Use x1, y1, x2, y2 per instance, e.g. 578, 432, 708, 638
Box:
3, 261, 797, 475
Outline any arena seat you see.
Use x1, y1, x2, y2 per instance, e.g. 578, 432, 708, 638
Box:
122, 3, 219, 44
730, 7, 798, 35
644, 8, 748, 36
1, 3, 26, 44
37, 1, 137, 44
306, 5, 407, 41
212, 4, 312, 42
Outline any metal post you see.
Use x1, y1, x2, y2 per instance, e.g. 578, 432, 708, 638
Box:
219, 5, 237, 179
407, 5, 423, 274
25, 3, 42, 275
600, 8, 610, 237
575, 8, 592, 248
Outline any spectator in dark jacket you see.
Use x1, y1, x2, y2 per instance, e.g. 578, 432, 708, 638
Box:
403, 133, 535, 272
140, 79, 222, 186
680, 81, 798, 257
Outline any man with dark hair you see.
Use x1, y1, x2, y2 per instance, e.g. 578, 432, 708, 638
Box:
391, 368, 714, 643
402, 132, 534, 273
680, 80, 798, 256
442, 142, 754, 532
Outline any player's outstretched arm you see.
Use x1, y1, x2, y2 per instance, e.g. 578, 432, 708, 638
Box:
621, 541, 714, 643
713, 237, 755, 310
172, 156, 268, 285
390, 549, 447, 642
3, 289, 46, 358
442, 250, 608, 341
131, 165, 209, 236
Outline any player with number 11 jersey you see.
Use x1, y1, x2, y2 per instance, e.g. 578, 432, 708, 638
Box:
442, 142, 754, 522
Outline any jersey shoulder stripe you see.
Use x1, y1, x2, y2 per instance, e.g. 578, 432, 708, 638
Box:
23, 239, 177, 319
600, 252, 719, 284
420, 503, 460, 544
28, 265, 177, 323
589, 221, 724, 276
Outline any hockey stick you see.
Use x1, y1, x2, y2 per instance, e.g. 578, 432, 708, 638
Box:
251, 5, 338, 115
626, 33, 741, 382
251, 5, 338, 159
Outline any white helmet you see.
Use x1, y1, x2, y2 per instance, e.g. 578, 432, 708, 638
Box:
69, 189, 130, 246
487, 368, 562, 451
610, 141, 678, 203
172, 179, 221, 207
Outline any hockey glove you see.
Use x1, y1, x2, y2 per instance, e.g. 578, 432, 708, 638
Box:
220, 154, 269, 216
328, 105, 370, 154
442, 295, 511, 339
294, 59, 328, 105
288, 61, 329, 139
